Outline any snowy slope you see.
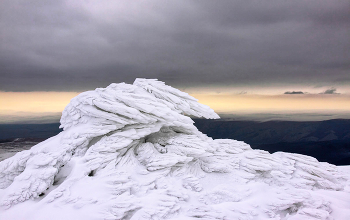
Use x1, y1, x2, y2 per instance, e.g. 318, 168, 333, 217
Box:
0, 79, 349, 220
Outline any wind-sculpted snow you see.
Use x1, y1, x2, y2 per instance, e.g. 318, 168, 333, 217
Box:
0, 79, 349, 220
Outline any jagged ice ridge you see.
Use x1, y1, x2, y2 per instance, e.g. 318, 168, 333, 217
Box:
0, 79, 349, 220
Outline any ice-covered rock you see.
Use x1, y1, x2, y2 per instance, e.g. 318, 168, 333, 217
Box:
0, 79, 349, 220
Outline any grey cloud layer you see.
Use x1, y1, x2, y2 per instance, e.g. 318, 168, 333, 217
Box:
1, 0, 349, 91
284, 91, 304, 95
320, 88, 340, 94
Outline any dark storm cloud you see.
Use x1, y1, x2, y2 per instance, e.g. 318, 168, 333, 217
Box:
1, 0, 350, 91
320, 88, 340, 94
284, 91, 304, 95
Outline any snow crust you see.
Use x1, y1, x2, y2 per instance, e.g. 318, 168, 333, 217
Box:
0, 79, 349, 220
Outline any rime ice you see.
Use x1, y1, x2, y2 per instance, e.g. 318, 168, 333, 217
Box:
0, 79, 349, 220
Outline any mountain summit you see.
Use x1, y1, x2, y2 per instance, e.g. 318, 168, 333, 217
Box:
0, 79, 349, 219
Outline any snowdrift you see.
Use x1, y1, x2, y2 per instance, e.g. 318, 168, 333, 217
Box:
0, 79, 349, 220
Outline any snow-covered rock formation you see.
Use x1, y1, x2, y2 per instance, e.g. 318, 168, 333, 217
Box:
0, 79, 349, 220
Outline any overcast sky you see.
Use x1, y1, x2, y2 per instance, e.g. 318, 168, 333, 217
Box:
1, 0, 350, 92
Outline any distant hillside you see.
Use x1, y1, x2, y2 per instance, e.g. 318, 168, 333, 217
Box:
194, 119, 350, 165
0, 120, 350, 165
0, 123, 61, 141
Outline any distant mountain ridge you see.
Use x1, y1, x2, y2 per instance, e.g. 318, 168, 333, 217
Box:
0, 123, 61, 141
1, 119, 349, 165
194, 119, 350, 165
1, 119, 349, 144
193, 119, 350, 144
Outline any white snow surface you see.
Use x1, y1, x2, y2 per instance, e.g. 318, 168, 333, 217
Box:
1, 79, 349, 220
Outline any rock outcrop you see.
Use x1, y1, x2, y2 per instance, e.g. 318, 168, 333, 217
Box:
0, 79, 349, 220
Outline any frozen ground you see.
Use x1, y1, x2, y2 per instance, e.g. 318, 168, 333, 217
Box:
0, 79, 349, 220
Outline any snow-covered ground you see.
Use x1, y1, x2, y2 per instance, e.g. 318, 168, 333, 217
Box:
0, 79, 349, 220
